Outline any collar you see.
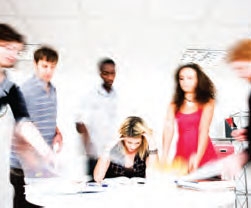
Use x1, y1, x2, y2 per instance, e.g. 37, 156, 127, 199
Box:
32, 75, 52, 92
97, 84, 115, 97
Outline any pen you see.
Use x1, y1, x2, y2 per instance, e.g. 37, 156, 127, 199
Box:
86, 182, 108, 187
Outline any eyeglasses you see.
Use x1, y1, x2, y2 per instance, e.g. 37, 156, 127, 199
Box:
0, 43, 23, 55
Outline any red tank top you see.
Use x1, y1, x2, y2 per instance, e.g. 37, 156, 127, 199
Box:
175, 109, 217, 167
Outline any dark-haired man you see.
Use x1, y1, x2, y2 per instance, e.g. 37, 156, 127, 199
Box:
76, 58, 119, 181
10, 46, 63, 207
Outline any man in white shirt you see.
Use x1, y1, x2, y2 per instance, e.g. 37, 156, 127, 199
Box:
76, 58, 119, 180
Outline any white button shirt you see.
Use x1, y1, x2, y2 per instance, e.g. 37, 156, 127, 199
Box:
76, 84, 119, 157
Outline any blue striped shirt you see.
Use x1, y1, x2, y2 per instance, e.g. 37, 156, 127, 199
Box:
10, 75, 57, 168
21, 75, 57, 145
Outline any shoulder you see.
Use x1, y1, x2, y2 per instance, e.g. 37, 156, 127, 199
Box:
9, 83, 22, 96
1, 78, 15, 93
21, 77, 35, 92
169, 102, 176, 109
167, 102, 176, 114
164, 102, 176, 120
201, 98, 215, 109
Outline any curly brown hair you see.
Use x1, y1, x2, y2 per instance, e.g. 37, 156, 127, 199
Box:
173, 63, 216, 111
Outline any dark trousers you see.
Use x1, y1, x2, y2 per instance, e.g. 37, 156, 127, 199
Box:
10, 168, 42, 208
87, 157, 97, 182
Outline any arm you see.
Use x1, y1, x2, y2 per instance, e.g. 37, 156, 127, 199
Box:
52, 126, 63, 153
14, 121, 55, 161
8, 84, 54, 161
161, 103, 176, 162
76, 122, 94, 155
189, 99, 215, 171
231, 128, 247, 141
8, 83, 29, 122
93, 138, 122, 182
144, 132, 159, 168
93, 153, 111, 183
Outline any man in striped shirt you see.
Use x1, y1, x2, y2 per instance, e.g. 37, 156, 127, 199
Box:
10, 46, 62, 208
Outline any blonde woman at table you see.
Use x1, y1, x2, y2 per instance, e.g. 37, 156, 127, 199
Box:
162, 63, 218, 173
94, 116, 159, 182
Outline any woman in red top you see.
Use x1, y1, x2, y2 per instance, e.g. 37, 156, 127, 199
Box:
162, 63, 217, 172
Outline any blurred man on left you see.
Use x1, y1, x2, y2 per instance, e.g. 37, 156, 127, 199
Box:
0, 23, 55, 208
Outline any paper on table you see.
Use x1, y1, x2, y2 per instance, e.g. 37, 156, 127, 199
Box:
102, 176, 146, 186
175, 180, 236, 191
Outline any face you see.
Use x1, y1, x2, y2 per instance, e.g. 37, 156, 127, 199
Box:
100, 64, 116, 89
0, 41, 23, 68
178, 67, 198, 93
123, 137, 142, 153
34, 59, 57, 83
231, 61, 251, 82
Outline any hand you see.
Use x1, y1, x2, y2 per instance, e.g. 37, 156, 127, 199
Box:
188, 153, 199, 173
221, 152, 248, 180
52, 132, 63, 153
143, 132, 157, 150
231, 128, 247, 141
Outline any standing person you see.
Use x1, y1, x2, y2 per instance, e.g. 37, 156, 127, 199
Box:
222, 39, 251, 178
162, 63, 218, 172
0, 23, 55, 208
0, 23, 28, 122
94, 116, 158, 182
76, 58, 119, 180
10, 46, 62, 208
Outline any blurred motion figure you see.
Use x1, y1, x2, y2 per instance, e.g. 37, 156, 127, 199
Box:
222, 39, 251, 178
0, 23, 55, 208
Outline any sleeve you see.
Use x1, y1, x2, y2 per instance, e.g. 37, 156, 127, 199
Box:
74, 91, 92, 123
7, 84, 30, 122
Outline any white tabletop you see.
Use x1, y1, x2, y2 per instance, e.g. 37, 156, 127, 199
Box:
25, 177, 235, 208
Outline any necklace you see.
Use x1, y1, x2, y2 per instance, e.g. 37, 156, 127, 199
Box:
184, 97, 194, 103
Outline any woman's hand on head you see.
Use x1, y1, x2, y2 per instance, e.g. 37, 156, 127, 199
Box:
143, 132, 157, 150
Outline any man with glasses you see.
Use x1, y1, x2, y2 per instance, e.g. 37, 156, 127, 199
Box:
0, 23, 55, 208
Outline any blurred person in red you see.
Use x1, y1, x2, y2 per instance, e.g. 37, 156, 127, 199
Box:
222, 39, 251, 178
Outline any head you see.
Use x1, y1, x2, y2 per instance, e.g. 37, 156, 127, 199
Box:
173, 63, 215, 110
119, 116, 151, 160
98, 58, 116, 91
0, 23, 25, 68
227, 39, 251, 82
34, 46, 58, 83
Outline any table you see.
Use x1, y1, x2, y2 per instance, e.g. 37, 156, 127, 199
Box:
25, 177, 235, 208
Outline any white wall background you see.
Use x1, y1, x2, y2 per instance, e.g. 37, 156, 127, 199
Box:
1, 0, 251, 207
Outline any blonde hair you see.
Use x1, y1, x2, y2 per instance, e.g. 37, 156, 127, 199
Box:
119, 116, 152, 160
227, 39, 251, 62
